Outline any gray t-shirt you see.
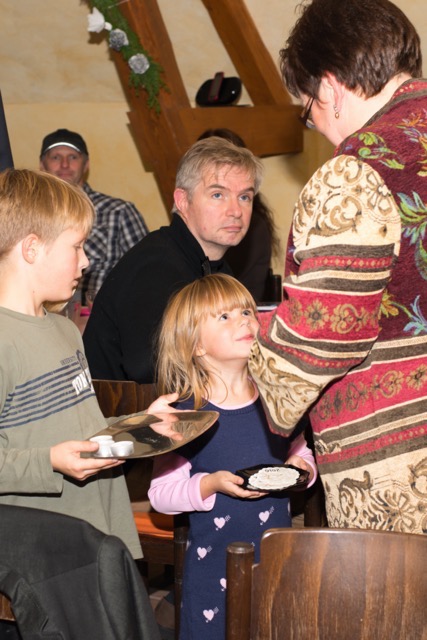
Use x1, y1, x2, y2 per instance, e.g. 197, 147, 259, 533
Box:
0, 306, 141, 559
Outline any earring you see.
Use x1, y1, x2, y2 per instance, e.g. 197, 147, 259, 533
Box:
333, 104, 340, 119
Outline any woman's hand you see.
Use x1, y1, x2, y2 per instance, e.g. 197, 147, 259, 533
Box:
50, 440, 123, 481
200, 470, 267, 500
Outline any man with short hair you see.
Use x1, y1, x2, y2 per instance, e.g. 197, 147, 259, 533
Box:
40, 128, 148, 302
83, 136, 264, 383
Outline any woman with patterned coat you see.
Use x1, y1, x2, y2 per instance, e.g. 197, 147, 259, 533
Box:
249, 0, 427, 533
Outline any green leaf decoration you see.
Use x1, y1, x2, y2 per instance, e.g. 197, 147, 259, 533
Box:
88, 0, 168, 112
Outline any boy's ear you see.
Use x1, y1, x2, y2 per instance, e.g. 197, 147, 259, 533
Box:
22, 234, 41, 264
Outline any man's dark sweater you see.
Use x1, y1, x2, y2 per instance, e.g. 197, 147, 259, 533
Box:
83, 214, 232, 383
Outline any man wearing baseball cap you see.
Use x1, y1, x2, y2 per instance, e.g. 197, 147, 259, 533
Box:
40, 128, 149, 303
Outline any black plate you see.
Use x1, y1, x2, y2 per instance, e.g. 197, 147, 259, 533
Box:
236, 463, 309, 492
84, 410, 219, 459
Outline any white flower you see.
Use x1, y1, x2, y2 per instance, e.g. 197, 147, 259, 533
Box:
87, 7, 112, 33
128, 53, 150, 75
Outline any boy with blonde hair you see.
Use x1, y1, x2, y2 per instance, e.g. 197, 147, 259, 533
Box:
0, 168, 141, 558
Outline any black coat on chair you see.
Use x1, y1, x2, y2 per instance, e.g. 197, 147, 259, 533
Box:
0, 504, 160, 640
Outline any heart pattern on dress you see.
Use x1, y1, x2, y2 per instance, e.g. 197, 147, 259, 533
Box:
197, 547, 207, 559
259, 510, 270, 523
203, 609, 215, 622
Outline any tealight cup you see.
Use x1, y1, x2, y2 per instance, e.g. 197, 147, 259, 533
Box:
110, 441, 134, 457
89, 435, 114, 443
90, 435, 114, 457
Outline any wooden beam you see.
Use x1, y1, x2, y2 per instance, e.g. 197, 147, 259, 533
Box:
200, 0, 290, 105
110, 0, 191, 210
107, 0, 302, 211
127, 108, 184, 212
119, 0, 189, 107
178, 104, 303, 158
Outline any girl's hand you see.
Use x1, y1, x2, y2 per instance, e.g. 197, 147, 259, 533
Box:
50, 440, 123, 481
200, 470, 267, 500
147, 392, 179, 414
286, 454, 314, 482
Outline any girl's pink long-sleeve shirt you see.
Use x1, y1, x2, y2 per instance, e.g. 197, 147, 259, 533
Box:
148, 407, 318, 515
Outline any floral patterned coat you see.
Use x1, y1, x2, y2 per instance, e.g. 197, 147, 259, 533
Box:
249, 79, 427, 533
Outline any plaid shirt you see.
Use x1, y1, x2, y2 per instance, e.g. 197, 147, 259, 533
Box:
80, 183, 149, 299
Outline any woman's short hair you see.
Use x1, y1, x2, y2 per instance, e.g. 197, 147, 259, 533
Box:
0, 169, 94, 259
280, 0, 422, 99
156, 274, 257, 409
173, 137, 264, 211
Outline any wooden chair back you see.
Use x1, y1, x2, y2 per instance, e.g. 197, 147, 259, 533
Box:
92, 378, 188, 639
92, 378, 157, 419
226, 527, 427, 640
0, 595, 14, 622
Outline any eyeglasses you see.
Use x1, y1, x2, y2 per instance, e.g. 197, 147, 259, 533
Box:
300, 96, 315, 129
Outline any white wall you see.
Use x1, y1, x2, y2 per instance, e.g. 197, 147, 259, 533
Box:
1, 0, 425, 272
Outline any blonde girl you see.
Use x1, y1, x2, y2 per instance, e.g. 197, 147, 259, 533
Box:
148, 274, 316, 640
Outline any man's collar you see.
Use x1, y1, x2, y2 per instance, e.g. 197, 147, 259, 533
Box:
170, 213, 226, 274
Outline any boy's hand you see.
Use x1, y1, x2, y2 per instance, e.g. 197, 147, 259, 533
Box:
50, 440, 123, 481
200, 470, 267, 500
